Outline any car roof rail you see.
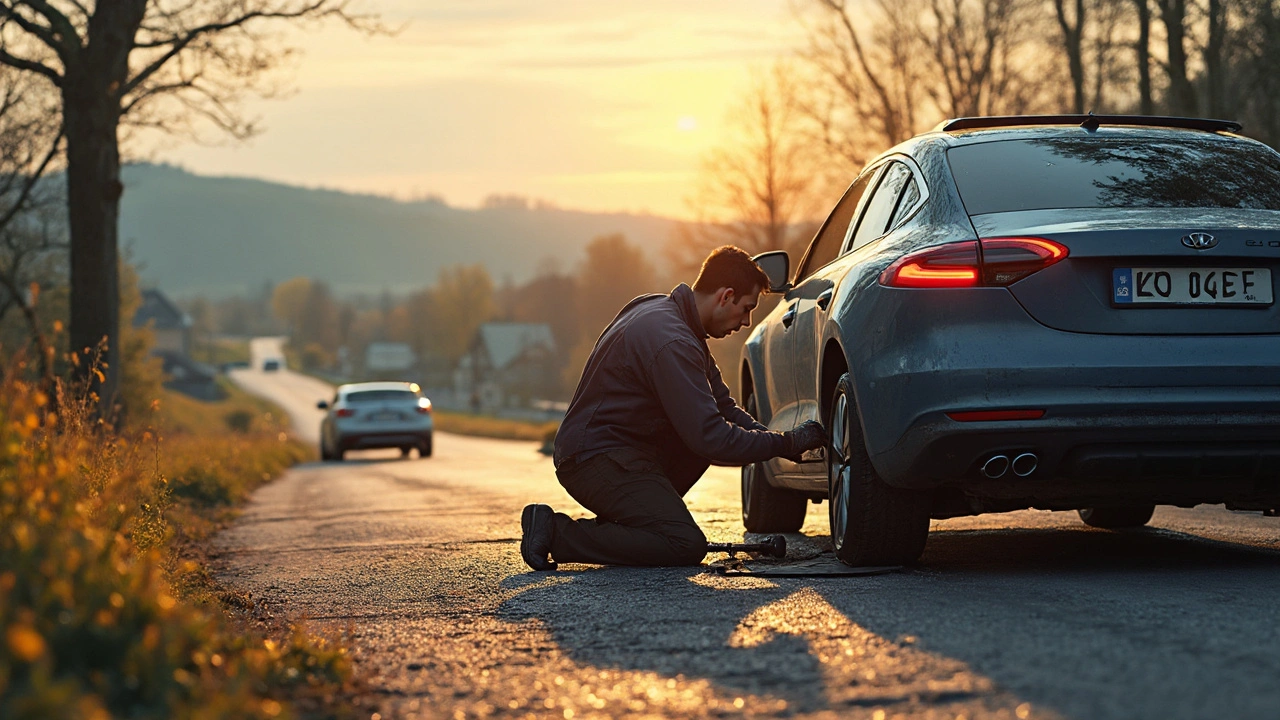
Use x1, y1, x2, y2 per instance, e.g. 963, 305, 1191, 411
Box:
936, 114, 1243, 134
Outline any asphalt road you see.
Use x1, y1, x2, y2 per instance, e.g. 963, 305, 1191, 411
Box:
219, 338, 1280, 719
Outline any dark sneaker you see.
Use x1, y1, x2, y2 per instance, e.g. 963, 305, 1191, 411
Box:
520, 504, 557, 571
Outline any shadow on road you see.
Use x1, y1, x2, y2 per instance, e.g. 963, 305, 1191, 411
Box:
497, 524, 1280, 719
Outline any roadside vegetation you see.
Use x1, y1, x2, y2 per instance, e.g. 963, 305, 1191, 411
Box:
433, 409, 559, 444
0, 362, 357, 719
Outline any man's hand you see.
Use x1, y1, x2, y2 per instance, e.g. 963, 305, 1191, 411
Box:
782, 420, 829, 462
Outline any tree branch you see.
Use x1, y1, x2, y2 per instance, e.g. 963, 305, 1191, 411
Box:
0, 3, 58, 49
0, 46, 60, 86
124, 1, 344, 95
0, 127, 61, 231
3, 0, 80, 60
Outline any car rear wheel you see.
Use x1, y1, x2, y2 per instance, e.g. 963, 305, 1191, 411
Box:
320, 436, 336, 461
1078, 505, 1155, 529
828, 374, 930, 566
740, 391, 806, 532
419, 434, 433, 458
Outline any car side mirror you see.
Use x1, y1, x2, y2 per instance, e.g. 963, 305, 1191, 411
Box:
317, 400, 329, 410
753, 251, 791, 293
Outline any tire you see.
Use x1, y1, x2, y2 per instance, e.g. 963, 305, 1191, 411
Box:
400, 446, 412, 458
320, 436, 335, 461
740, 390, 806, 532
828, 373, 930, 566
1078, 505, 1155, 529
419, 434, 433, 458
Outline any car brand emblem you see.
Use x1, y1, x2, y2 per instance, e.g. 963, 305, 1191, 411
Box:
1181, 232, 1218, 250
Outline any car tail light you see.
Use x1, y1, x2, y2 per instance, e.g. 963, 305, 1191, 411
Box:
880, 237, 1067, 288
417, 398, 432, 414
879, 241, 980, 288
980, 237, 1068, 285
336, 408, 355, 418
947, 409, 1046, 422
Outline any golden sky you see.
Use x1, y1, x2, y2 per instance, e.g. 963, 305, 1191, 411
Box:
156, 1, 806, 219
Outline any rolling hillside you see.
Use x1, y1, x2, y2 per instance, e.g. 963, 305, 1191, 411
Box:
119, 164, 682, 298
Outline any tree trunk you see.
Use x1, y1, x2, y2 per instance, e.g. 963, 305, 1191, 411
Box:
1157, 0, 1197, 115
62, 0, 146, 418
1134, 0, 1153, 114
1204, 0, 1226, 117
1055, 0, 1088, 113
63, 81, 122, 413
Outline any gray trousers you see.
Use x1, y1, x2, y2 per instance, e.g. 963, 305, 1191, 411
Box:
550, 452, 707, 567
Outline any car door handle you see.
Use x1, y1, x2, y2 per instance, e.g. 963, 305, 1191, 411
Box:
816, 288, 834, 311
781, 302, 797, 328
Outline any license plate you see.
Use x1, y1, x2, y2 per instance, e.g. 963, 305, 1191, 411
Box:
1113, 267, 1273, 305
369, 412, 401, 421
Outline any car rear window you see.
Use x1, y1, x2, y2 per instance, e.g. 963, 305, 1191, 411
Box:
346, 390, 417, 403
947, 136, 1280, 215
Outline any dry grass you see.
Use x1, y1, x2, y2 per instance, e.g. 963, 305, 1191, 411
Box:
433, 409, 559, 443
0, 367, 356, 719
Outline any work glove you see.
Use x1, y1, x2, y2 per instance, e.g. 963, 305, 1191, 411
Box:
782, 420, 829, 462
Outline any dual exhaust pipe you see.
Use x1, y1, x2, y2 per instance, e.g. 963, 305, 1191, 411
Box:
981, 452, 1038, 479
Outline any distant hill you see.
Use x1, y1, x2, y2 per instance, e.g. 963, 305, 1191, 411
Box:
119, 163, 683, 298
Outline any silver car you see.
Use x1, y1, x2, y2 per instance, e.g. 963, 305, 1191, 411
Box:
318, 381, 434, 460
741, 115, 1280, 566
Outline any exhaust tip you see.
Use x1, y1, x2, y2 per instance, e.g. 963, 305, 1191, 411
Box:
1012, 452, 1039, 477
981, 454, 1010, 479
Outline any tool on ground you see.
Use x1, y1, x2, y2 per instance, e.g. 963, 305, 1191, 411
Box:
705, 535, 786, 559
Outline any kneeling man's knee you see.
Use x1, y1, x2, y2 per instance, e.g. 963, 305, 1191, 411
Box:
664, 521, 707, 566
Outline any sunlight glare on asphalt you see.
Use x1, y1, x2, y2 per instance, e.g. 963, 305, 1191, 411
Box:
687, 573, 779, 590
727, 587, 1047, 717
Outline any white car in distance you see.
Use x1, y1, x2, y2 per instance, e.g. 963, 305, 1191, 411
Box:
318, 381, 433, 460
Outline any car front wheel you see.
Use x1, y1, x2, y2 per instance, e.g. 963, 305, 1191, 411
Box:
741, 391, 806, 532
828, 373, 930, 566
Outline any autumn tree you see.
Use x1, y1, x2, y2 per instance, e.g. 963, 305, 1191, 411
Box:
0, 0, 373, 414
270, 276, 312, 332
507, 262, 579, 364
424, 264, 496, 365
564, 234, 659, 389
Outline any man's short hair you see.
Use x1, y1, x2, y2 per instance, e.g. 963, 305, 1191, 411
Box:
692, 245, 770, 299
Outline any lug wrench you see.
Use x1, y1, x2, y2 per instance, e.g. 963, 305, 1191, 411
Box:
705, 535, 787, 559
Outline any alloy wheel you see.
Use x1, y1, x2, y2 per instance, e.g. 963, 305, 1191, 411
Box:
828, 390, 854, 550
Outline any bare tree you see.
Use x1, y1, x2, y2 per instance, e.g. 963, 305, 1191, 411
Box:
1234, 0, 1280, 144
797, 0, 927, 171
797, 0, 1048, 173
1154, 0, 1197, 114
668, 65, 822, 277
1087, 0, 1132, 111
1055, 0, 1089, 112
916, 0, 1045, 117
0, 0, 375, 415
1129, 0, 1155, 114
0, 65, 63, 383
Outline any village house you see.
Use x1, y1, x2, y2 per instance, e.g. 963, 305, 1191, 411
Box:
454, 322, 558, 412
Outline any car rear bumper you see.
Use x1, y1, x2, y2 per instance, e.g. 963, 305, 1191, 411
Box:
877, 402, 1280, 487
337, 430, 432, 451
853, 287, 1280, 493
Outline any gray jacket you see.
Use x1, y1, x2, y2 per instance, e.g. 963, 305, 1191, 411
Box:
554, 283, 788, 493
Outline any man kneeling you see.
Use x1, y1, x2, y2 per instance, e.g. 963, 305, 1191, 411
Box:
520, 246, 826, 570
